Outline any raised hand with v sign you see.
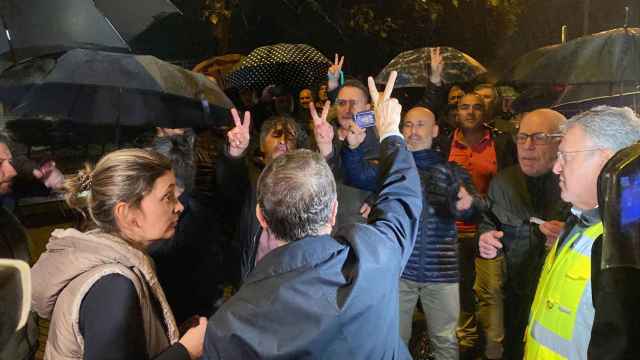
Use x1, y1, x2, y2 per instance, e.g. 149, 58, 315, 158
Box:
367, 71, 401, 140
228, 108, 251, 158
327, 54, 345, 92
309, 100, 334, 158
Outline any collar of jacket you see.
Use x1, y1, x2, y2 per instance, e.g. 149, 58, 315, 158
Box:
571, 206, 601, 227
244, 234, 348, 284
411, 149, 443, 170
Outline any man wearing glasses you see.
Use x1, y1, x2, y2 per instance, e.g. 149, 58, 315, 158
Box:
477, 109, 570, 359
480, 106, 640, 359
318, 79, 382, 227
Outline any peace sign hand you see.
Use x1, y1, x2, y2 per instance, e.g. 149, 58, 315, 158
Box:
327, 54, 345, 92
228, 108, 251, 157
367, 71, 401, 139
309, 100, 334, 158
429, 47, 444, 85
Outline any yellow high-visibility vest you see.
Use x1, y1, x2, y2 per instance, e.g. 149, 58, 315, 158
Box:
524, 221, 603, 360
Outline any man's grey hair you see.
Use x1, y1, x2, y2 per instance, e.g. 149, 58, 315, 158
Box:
257, 149, 337, 243
564, 106, 640, 152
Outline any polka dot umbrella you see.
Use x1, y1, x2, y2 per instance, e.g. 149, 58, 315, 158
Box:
225, 43, 331, 90
375, 47, 487, 88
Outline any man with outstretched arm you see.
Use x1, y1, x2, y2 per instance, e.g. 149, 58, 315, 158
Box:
204, 72, 423, 358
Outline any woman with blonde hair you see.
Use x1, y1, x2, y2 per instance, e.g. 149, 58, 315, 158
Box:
31, 148, 206, 360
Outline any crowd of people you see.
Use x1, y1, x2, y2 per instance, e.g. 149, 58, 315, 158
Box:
1, 47, 640, 360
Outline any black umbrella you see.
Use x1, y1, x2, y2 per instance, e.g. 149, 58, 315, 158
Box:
0, 0, 214, 64
375, 47, 487, 88
503, 27, 640, 85
553, 91, 640, 118
0, 0, 129, 62
8, 49, 233, 132
225, 43, 331, 90
0, 56, 56, 108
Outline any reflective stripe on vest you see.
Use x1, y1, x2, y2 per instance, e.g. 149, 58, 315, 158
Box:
524, 222, 603, 360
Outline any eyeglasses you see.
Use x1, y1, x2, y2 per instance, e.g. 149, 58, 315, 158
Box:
514, 132, 563, 145
335, 99, 365, 108
556, 148, 603, 163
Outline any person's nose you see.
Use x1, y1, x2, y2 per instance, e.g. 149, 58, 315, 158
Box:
174, 198, 185, 214
523, 136, 536, 149
552, 157, 563, 175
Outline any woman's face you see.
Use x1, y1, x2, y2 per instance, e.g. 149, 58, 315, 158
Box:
134, 171, 184, 245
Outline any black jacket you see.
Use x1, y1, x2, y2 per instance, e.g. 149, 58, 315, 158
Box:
204, 136, 422, 359
479, 165, 570, 359
589, 238, 640, 359
147, 193, 225, 324
215, 149, 263, 282
0, 206, 39, 360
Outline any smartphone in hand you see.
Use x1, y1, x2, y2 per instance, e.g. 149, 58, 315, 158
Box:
353, 111, 375, 128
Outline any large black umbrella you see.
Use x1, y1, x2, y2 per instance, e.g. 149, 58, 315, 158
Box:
375, 47, 487, 88
225, 43, 331, 90
0, 57, 56, 108
0, 0, 214, 63
8, 49, 233, 130
503, 27, 640, 84
552, 91, 640, 118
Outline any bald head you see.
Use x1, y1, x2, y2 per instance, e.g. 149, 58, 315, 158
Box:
401, 106, 438, 151
517, 108, 566, 177
520, 109, 566, 134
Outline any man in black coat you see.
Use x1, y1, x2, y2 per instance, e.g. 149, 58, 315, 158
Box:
204, 72, 423, 358
477, 109, 570, 359
216, 113, 307, 282
0, 132, 38, 360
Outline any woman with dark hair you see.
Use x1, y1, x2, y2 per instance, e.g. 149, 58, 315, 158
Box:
31, 148, 206, 360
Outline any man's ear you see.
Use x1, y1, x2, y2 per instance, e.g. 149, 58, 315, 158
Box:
256, 205, 270, 230
432, 124, 440, 138
329, 199, 338, 227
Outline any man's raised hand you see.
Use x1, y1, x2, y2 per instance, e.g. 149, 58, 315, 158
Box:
228, 108, 251, 157
310, 100, 334, 158
429, 47, 444, 86
367, 71, 401, 139
327, 54, 345, 91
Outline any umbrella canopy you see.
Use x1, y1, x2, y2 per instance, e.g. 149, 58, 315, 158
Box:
225, 43, 331, 90
8, 49, 233, 128
0, 57, 56, 108
375, 47, 487, 88
0, 0, 213, 64
503, 27, 640, 84
0, 0, 130, 61
553, 91, 640, 118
